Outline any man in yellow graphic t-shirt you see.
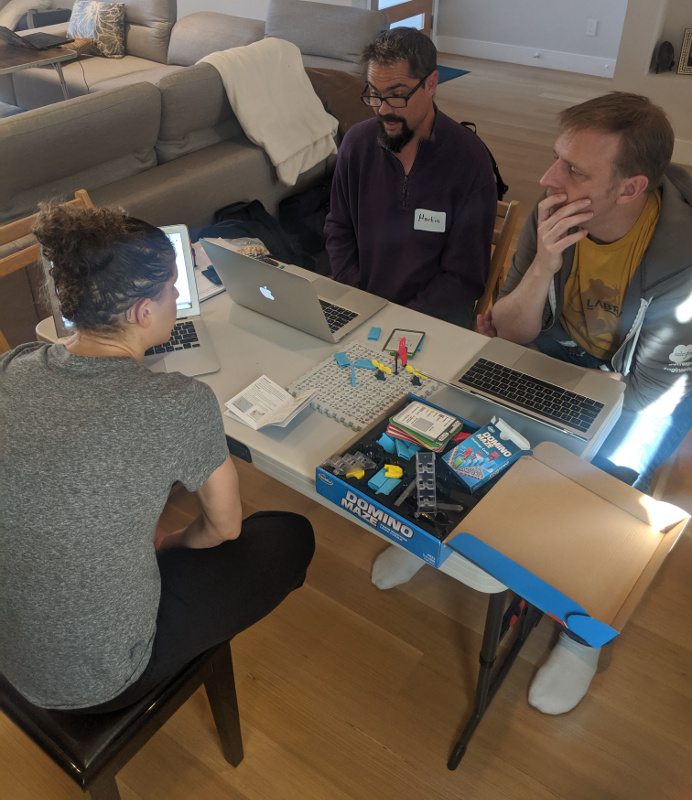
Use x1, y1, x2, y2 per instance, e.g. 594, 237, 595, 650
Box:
477, 92, 692, 716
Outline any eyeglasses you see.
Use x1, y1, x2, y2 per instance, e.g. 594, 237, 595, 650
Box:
360, 75, 428, 108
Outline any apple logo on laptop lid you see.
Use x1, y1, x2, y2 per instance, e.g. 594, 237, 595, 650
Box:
260, 286, 275, 300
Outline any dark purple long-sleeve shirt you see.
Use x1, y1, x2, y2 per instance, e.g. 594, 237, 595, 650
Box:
324, 108, 497, 322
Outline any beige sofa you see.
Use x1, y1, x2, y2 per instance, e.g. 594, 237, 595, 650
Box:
1, 0, 389, 110
0, 0, 388, 346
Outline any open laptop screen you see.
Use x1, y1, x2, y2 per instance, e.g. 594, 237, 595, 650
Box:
160, 225, 199, 319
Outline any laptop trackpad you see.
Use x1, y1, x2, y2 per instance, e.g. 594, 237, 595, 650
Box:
514, 351, 583, 390
314, 278, 351, 302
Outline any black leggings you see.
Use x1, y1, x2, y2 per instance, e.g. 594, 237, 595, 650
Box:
80, 511, 315, 713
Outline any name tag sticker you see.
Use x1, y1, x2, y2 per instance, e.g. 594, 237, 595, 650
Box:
414, 208, 446, 233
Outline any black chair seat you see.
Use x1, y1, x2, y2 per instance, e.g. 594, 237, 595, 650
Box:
0, 642, 243, 799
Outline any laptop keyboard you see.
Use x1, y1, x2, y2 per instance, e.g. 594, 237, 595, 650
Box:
319, 299, 358, 333
145, 320, 200, 356
457, 358, 604, 433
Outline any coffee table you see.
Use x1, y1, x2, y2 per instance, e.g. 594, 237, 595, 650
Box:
0, 44, 77, 101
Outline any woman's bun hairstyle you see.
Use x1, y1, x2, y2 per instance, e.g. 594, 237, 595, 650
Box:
33, 204, 175, 333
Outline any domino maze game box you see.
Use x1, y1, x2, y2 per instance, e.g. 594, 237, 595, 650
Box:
315, 394, 531, 567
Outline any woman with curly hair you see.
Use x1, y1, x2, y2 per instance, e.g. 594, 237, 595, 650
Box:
0, 204, 314, 712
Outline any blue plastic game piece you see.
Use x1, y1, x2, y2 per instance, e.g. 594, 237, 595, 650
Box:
377, 432, 396, 453
395, 439, 421, 460
368, 327, 381, 341
367, 467, 401, 496
350, 365, 356, 387
334, 352, 350, 368
354, 359, 377, 370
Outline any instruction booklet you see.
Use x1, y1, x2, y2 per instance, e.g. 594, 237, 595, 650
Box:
225, 375, 317, 430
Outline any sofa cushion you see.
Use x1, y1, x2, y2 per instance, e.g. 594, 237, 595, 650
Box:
124, 0, 175, 65
265, 0, 388, 67
91, 136, 332, 228
13, 54, 166, 108
155, 63, 243, 163
93, 63, 181, 91
68, 1, 126, 59
166, 12, 265, 67
301, 53, 365, 78
0, 82, 161, 222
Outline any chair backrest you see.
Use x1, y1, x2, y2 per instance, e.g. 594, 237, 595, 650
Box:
474, 199, 521, 321
0, 189, 94, 353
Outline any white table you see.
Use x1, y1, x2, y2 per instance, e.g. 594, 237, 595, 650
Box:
192, 286, 616, 589
37, 287, 615, 590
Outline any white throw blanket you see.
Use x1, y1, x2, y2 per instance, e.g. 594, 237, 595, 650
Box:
200, 38, 338, 187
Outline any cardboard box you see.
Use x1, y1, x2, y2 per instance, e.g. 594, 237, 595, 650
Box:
447, 442, 689, 646
316, 405, 689, 645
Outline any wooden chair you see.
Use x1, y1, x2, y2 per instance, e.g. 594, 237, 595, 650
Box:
474, 199, 521, 321
0, 189, 95, 353
0, 641, 244, 800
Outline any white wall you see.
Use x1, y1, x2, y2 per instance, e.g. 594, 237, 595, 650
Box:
435, 0, 629, 77
612, 0, 692, 164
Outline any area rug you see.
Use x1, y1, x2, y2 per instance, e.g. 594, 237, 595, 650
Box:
437, 65, 469, 84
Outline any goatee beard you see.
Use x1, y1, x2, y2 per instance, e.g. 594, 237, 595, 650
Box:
377, 115, 414, 154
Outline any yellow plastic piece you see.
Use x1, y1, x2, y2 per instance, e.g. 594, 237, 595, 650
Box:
384, 464, 403, 479
345, 467, 365, 479
371, 358, 392, 375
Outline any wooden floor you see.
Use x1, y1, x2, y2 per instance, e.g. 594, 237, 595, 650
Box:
2, 56, 691, 800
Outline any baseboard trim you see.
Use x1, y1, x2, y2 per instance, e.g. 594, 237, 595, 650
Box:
436, 36, 616, 78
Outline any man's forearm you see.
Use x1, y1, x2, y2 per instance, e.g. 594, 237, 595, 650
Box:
492, 260, 556, 344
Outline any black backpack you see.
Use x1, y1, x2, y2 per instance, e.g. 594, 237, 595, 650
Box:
278, 177, 334, 275
461, 121, 509, 201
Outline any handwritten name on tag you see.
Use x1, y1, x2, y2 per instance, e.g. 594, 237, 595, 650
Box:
413, 208, 446, 233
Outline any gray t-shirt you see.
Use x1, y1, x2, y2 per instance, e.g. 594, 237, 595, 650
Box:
0, 343, 228, 709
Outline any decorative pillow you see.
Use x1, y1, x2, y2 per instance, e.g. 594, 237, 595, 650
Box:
59, 37, 97, 55
67, 1, 126, 59
305, 68, 372, 138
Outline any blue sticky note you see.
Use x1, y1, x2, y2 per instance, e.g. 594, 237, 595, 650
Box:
368, 327, 381, 341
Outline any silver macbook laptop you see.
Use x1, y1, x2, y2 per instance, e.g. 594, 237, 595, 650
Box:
200, 239, 386, 343
143, 224, 219, 377
451, 337, 625, 443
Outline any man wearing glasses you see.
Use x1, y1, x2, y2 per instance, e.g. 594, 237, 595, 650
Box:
325, 28, 497, 328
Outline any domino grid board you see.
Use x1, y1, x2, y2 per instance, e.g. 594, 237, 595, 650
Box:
286, 341, 439, 430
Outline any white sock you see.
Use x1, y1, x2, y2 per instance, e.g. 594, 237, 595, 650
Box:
371, 545, 424, 589
528, 630, 600, 714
